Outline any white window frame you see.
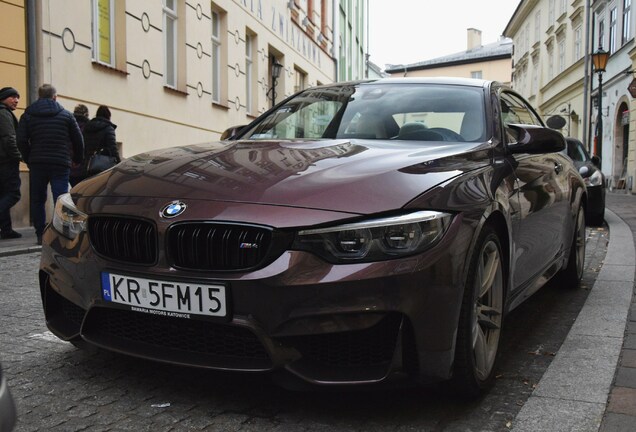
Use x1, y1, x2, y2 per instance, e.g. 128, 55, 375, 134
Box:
599, 17, 606, 48
558, 37, 566, 73
549, 0, 555, 22
245, 33, 253, 114
574, 25, 582, 60
212, 9, 221, 103
294, 67, 307, 93
92, 0, 115, 66
163, 0, 178, 88
623, 0, 632, 43
610, 7, 617, 52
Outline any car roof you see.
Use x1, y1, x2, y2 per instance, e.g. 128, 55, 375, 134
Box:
314, 77, 498, 90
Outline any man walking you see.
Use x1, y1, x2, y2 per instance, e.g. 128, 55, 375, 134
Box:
0, 86, 22, 240
17, 84, 84, 245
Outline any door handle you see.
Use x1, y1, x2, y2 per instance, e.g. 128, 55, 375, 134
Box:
554, 162, 563, 174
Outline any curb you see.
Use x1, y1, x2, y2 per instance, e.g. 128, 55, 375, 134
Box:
0, 245, 41, 258
511, 209, 635, 431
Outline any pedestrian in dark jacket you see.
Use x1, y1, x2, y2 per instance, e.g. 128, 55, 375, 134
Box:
69, 104, 90, 187
77, 105, 120, 182
73, 104, 90, 131
0, 86, 22, 239
83, 105, 120, 161
16, 84, 84, 245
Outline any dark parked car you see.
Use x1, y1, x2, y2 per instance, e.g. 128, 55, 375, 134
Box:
565, 137, 606, 226
39, 78, 586, 396
0, 362, 16, 432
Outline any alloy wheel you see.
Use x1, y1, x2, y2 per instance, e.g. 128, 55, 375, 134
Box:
472, 240, 504, 381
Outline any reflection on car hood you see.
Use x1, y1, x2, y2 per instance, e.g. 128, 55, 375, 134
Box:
74, 139, 490, 214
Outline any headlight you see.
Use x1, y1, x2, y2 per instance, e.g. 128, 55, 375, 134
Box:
293, 211, 452, 263
584, 169, 603, 187
52, 193, 87, 240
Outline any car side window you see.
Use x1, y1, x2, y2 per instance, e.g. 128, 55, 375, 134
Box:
500, 92, 543, 143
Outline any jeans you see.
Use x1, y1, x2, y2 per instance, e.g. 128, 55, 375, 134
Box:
0, 160, 21, 233
29, 163, 69, 237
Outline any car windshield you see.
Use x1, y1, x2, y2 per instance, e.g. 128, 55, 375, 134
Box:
241, 83, 487, 143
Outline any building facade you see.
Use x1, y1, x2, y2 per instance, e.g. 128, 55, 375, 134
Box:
384, 29, 513, 85
1, 0, 370, 228
589, 0, 634, 188
334, 0, 367, 81
32, 0, 336, 156
505, 0, 589, 142
506, 0, 636, 191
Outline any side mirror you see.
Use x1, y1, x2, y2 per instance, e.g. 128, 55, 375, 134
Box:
220, 125, 246, 141
591, 155, 601, 168
507, 124, 566, 154
579, 166, 590, 177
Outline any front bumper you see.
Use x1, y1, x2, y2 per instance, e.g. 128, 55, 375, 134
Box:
39, 214, 471, 387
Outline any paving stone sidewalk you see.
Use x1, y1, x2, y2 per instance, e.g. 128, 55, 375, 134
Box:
599, 193, 636, 432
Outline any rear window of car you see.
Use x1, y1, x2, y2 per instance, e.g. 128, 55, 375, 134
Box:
567, 140, 588, 162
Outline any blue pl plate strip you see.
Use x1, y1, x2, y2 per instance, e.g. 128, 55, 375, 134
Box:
101, 272, 112, 301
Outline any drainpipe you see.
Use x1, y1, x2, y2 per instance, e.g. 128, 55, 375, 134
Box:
26, 0, 41, 104
365, 0, 369, 78
582, 0, 591, 149
332, 0, 339, 82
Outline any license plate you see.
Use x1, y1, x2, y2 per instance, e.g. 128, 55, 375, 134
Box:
101, 272, 227, 319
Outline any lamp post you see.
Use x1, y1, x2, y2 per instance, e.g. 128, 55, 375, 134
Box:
591, 47, 610, 157
267, 58, 283, 106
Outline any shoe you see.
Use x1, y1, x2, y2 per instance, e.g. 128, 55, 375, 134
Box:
0, 230, 22, 239
36, 235, 42, 246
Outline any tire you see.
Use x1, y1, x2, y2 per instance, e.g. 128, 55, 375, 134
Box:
559, 205, 586, 288
451, 226, 504, 397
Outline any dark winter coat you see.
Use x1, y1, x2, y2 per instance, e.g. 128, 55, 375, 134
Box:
16, 98, 84, 167
0, 104, 21, 163
82, 117, 120, 162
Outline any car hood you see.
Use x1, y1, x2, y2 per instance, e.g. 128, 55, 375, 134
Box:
74, 139, 491, 215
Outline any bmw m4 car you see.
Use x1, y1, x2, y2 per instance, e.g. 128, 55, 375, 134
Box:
39, 78, 586, 396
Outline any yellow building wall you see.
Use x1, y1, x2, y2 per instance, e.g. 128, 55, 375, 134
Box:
0, 0, 30, 228
0, 0, 27, 115
388, 58, 512, 86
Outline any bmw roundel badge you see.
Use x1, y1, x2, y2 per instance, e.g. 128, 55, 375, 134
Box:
160, 200, 187, 218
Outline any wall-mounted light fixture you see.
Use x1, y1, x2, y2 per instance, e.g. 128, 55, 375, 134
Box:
266, 58, 283, 106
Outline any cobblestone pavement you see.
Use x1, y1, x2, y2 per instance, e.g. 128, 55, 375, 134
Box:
0, 226, 607, 432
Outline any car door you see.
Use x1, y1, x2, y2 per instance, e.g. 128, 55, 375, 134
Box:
501, 91, 570, 292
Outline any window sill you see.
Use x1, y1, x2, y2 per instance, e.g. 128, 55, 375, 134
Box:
212, 101, 230, 110
92, 61, 129, 76
164, 86, 188, 97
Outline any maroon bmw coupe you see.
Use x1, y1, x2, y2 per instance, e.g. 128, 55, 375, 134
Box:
39, 78, 586, 396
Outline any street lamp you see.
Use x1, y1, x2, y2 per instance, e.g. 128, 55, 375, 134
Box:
267, 58, 283, 106
592, 47, 610, 157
